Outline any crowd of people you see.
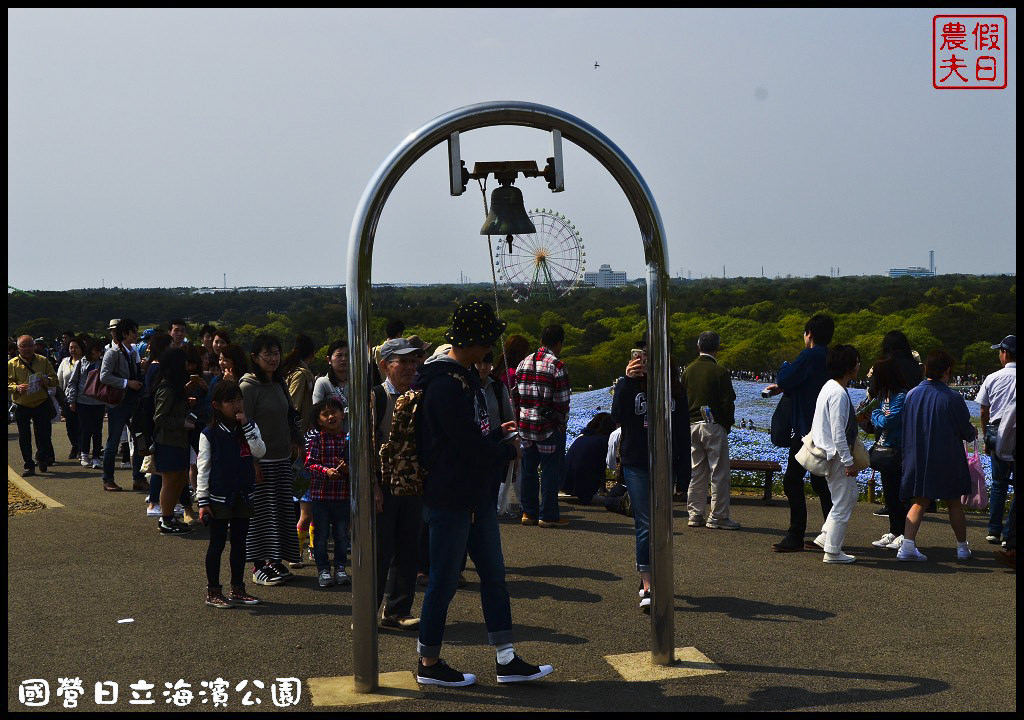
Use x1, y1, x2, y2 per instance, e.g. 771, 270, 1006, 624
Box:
7, 307, 1016, 687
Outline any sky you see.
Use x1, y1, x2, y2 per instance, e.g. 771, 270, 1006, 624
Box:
7, 8, 1017, 291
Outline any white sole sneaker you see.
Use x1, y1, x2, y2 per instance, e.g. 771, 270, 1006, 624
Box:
497, 665, 554, 683
871, 534, 896, 548
813, 532, 827, 549
897, 550, 928, 562
885, 535, 905, 550
823, 552, 856, 563
415, 673, 477, 687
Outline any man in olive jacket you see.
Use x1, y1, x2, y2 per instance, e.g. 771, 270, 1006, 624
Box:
8, 334, 59, 476
683, 332, 739, 530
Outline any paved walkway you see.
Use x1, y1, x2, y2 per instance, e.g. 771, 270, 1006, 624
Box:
7, 426, 1016, 712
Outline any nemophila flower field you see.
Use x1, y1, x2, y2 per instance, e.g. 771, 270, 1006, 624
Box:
568, 380, 993, 492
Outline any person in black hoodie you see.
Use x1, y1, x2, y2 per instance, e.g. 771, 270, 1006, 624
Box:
413, 301, 554, 689
611, 337, 690, 612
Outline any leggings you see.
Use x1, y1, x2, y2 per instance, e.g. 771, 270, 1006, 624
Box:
206, 517, 250, 588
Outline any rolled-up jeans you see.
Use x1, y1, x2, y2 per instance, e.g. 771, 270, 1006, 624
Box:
622, 465, 652, 572
417, 496, 513, 659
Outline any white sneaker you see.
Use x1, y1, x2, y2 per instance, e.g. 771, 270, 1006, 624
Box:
146, 505, 162, 517
687, 515, 705, 527
91, 458, 102, 469
897, 546, 928, 562
823, 551, 856, 563
872, 532, 897, 548
173, 504, 185, 516
956, 544, 972, 560
885, 535, 904, 550
705, 517, 741, 530
80, 454, 91, 467
813, 532, 827, 549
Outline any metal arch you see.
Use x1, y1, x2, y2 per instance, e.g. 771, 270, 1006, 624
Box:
346, 101, 674, 692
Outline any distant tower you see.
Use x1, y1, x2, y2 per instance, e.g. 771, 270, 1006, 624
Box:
929, 250, 935, 274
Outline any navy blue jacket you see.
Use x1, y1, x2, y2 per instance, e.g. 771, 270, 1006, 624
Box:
415, 357, 516, 511
196, 421, 260, 508
777, 345, 828, 438
563, 431, 611, 502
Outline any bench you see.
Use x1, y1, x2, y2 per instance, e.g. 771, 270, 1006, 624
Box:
729, 459, 783, 505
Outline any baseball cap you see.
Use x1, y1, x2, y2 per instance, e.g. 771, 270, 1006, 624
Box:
379, 338, 424, 362
990, 335, 1016, 354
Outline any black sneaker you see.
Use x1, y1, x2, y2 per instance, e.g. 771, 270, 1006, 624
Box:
416, 659, 477, 687
496, 654, 554, 683
872, 506, 889, 517
270, 561, 295, 581
22, 468, 36, 477
253, 564, 284, 586
159, 517, 193, 535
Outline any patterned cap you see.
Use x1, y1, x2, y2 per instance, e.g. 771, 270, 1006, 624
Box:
444, 301, 506, 348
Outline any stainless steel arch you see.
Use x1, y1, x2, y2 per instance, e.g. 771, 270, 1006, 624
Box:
346, 101, 674, 692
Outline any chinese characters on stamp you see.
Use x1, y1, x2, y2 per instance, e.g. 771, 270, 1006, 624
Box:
934, 15, 1008, 89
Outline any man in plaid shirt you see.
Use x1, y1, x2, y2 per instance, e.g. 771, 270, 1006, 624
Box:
513, 325, 571, 528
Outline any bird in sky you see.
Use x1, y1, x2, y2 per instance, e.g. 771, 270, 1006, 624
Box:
594, 61, 599, 69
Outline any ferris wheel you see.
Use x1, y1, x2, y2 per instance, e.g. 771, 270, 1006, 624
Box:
495, 209, 586, 302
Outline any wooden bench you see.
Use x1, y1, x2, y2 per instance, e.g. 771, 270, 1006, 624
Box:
729, 459, 783, 504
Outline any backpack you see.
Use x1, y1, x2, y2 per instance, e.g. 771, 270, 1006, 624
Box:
377, 372, 470, 496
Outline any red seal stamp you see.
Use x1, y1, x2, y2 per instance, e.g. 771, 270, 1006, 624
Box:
933, 15, 1008, 89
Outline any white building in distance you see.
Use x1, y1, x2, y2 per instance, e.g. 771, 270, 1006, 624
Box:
584, 264, 628, 288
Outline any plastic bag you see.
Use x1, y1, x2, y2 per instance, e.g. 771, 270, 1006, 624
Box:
496, 460, 517, 515
961, 442, 988, 510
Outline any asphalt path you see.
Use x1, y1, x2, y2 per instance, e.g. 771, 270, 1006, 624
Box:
8, 425, 1016, 712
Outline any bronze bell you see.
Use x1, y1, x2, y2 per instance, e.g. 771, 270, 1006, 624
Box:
480, 182, 536, 238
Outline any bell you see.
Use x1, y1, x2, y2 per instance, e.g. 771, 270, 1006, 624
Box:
480, 183, 536, 238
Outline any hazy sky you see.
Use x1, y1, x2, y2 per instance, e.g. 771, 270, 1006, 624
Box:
8, 8, 1017, 291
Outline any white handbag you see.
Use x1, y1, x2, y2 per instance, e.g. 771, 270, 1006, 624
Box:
795, 433, 831, 476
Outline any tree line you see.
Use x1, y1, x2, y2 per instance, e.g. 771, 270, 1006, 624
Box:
8, 274, 1016, 387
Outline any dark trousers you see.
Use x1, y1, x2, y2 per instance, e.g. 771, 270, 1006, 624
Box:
880, 465, 907, 537
988, 452, 1015, 539
15, 402, 55, 470
376, 491, 423, 619
417, 497, 513, 659
520, 431, 566, 522
206, 517, 250, 588
76, 403, 105, 458
782, 438, 833, 539
64, 408, 79, 455
310, 499, 350, 572
102, 398, 145, 485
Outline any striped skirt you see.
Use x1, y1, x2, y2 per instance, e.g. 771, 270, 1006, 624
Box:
246, 458, 301, 563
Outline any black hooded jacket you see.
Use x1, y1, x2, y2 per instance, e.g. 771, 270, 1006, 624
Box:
415, 356, 516, 511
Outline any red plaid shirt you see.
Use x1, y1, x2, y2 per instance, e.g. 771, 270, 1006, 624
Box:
514, 347, 570, 446
304, 429, 350, 501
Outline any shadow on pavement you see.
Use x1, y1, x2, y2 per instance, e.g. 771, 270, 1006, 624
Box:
675, 594, 834, 622
506, 564, 622, 582
409, 663, 948, 712
505, 578, 603, 603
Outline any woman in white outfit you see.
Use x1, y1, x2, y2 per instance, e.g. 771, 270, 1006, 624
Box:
811, 344, 862, 563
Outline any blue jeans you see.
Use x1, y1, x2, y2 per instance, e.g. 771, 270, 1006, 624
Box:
520, 431, 566, 521
310, 499, 350, 572
102, 398, 142, 483
417, 498, 513, 659
988, 452, 1015, 539
622, 466, 651, 572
